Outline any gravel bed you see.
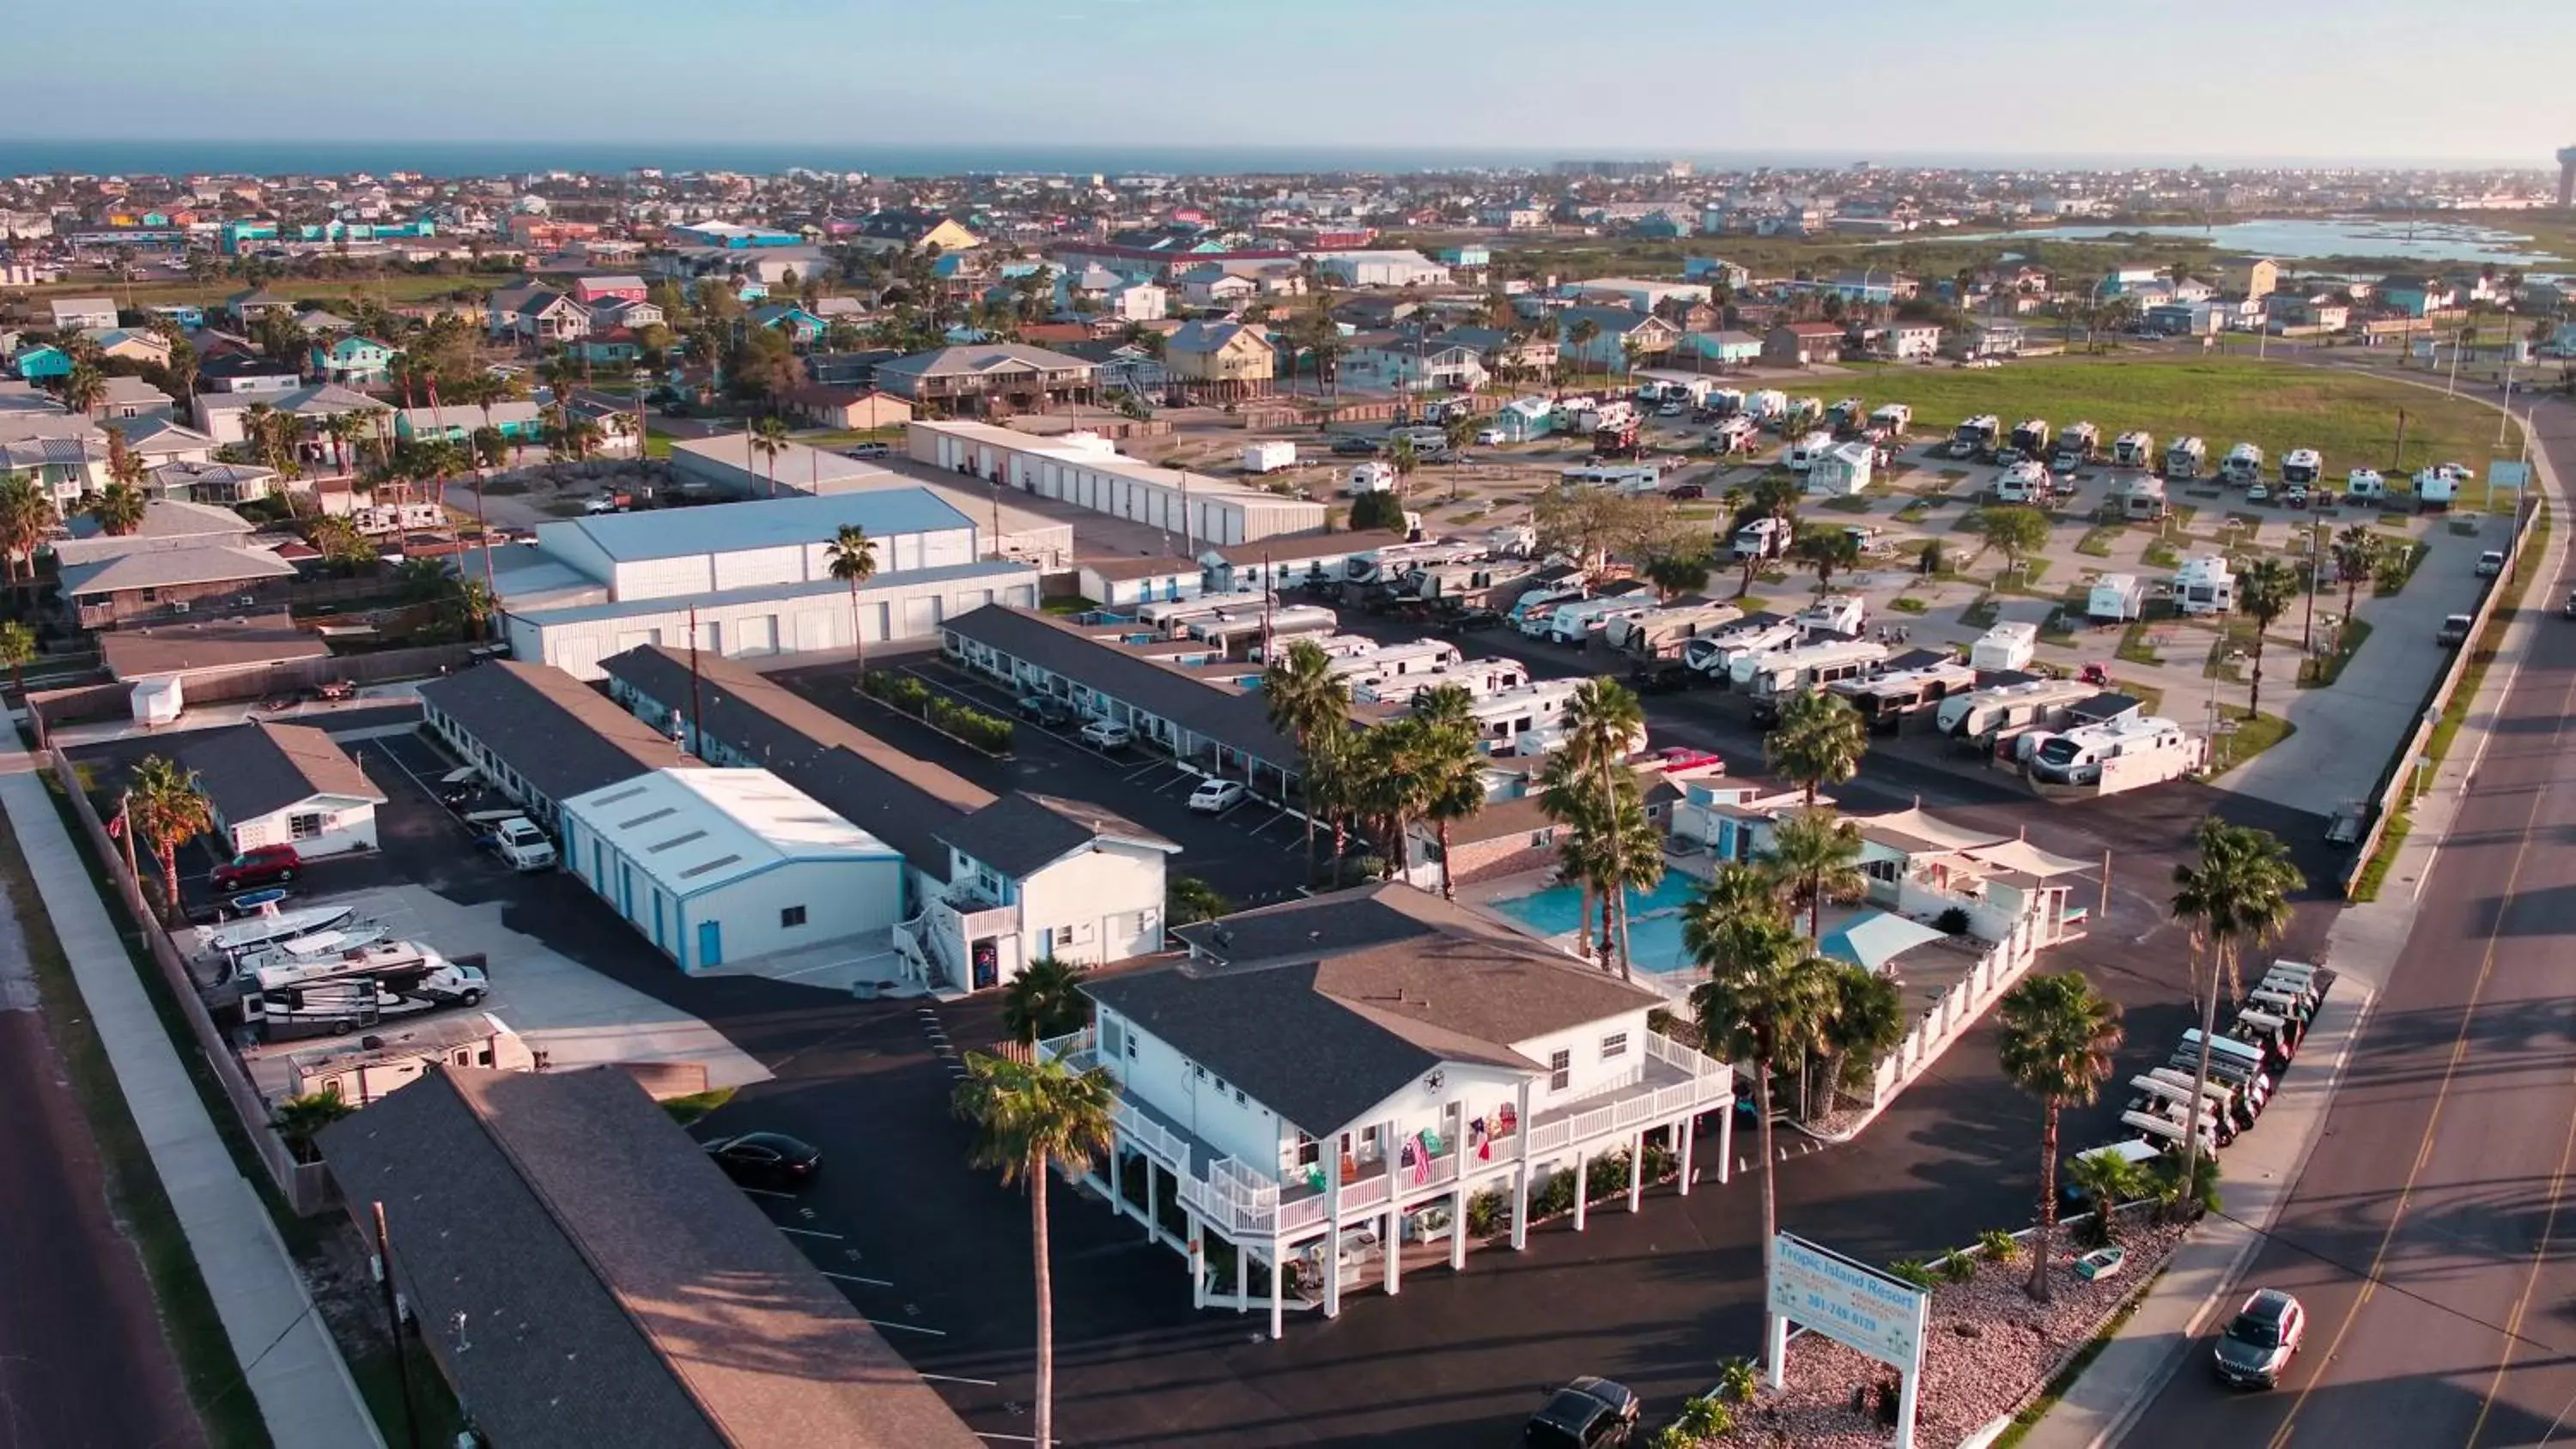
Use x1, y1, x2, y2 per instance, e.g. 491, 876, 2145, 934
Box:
1708, 1222, 2187, 1448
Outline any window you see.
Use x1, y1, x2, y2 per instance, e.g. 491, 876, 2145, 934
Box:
1234, 1088, 1246, 1106
781, 905, 808, 929
289, 813, 324, 840
1295, 1131, 1320, 1167
1601, 1032, 1629, 1061
1864, 858, 1901, 885
1549, 1049, 1571, 1091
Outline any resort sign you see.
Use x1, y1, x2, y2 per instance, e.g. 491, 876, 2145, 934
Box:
1767, 1232, 1929, 1447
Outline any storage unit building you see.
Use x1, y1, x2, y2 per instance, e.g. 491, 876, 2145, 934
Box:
909, 419, 1327, 545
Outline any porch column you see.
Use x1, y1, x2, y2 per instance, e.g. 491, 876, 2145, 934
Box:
1718, 1097, 1735, 1185
1268, 1247, 1285, 1340
1188, 1211, 1205, 1310
1449, 1181, 1469, 1270
1510, 1164, 1531, 1252
1384, 1208, 1402, 1296
1142, 1158, 1159, 1240
1571, 1147, 1589, 1232
1235, 1239, 1249, 1313
1323, 1155, 1345, 1319
1678, 1116, 1696, 1196
1628, 1129, 1645, 1213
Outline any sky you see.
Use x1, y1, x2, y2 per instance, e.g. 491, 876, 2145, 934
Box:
9, 0, 2573, 167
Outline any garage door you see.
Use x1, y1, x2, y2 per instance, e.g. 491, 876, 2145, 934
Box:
732, 615, 778, 656
795, 609, 832, 652
902, 595, 939, 637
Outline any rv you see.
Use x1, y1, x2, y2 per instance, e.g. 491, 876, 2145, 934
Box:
1506, 585, 1588, 628
2026, 714, 2201, 789
1465, 678, 1587, 751
1996, 459, 2050, 503
1706, 388, 1747, 417
1485, 524, 1539, 558
2001, 418, 2051, 464
1346, 541, 1481, 587
1782, 397, 1826, 432
2113, 472, 2168, 521
1784, 430, 1835, 472
1826, 397, 1868, 432
2111, 430, 2156, 469
1601, 602, 1745, 658
2281, 448, 2323, 486
1324, 639, 1461, 681
1562, 462, 1662, 493
1242, 440, 1298, 474
1138, 589, 1273, 634
1189, 605, 1335, 652
247, 939, 469, 997
1936, 676, 2100, 738
1949, 414, 2001, 459
2220, 442, 2264, 486
1795, 594, 1868, 638
1970, 621, 2038, 672
241, 965, 490, 1043
1685, 617, 1804, 682
1398, 558, 1546, 606
1539, 596, 1655, 646
1744, 390, 1789, 423
1709, 415, 1761, 455
1729, 516, 1791, 561
1731, 639, 1889, 701
2410, 466, 2462, 510
2170, 554, 2235, 615
2052, 421, 2100, 469
2343, 468, 2385, 502
2087, 573, 2147, 623
205, 903, 359, 964
1346, 461, 1399, 495
2163, 436, 2207, 481
1868, 403, 1913, 435
1830, 661, 1980, 732
1354, 657, 1529, 706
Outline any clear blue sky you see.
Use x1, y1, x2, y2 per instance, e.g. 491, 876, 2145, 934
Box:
10, 0, 2568, 164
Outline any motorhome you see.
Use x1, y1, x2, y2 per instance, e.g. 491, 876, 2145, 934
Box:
1685, 616, 1804, 682
2220, 442, 2264, 485
1829, 660, 1980, 732
1464, 678, 1587, 752
1709, 415, 1761, 454
1139, 589, 1273, 634
2170, 554, 2235, 615
1949, 414, 2001, 459
241, 966, 490, 1043
1601, 602, 1745, 658
1868, 403, 1912, 435
2111, 430, 2156, 469
1562, 462, 1662, 493
2410, 466, 2461, 510
2113, 472, 2168, 521
2343, 468, 2385, 502
2052, 421, 2100, 468
1936, 676, 2099, 739
2087, 573, 2147, 623
1353, 657, 1529, 706
1783, 430, 1835, 472
2281, 448, 2324, 486
1744, 390, 1789, 423
1539, 596, 1655, 646
1188, 605, 1337, 653
1969, 621, 2038, 671
1731, 638, 1890, 701
1730, 516, 1791, 561
1996, 459, 2050, 503
1506, 584, 1588, 628
1795, 594, 1868, 638
2002, 418, 2051, 464
1706, 388, 1747, 417
2025, 714, 2202, 789
1323, 639, 1461, 681
2163, 436, 2208, 481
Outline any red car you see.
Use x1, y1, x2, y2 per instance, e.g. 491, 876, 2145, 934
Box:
210, 845, 301, 891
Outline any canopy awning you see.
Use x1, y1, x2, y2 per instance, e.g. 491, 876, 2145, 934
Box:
1820, 910, 1949, 972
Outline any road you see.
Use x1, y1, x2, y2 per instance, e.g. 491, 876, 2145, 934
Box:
2128, 386, 2576, 1446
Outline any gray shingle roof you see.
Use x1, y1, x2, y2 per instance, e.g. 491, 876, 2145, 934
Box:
56, 545, 297, 597
936, 792, 1174, 878
180, 721, 386, 823
318, 1068, 983, 1449
1091, 886, 1662, 1134
941, 605, 1300, 768
416, 661, 688, 803
96, 613, 329, 682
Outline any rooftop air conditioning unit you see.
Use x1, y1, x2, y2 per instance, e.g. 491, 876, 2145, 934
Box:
169, 600, 190, 614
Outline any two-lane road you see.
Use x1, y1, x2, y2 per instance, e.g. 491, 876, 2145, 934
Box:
2128, 389, 2576, 1446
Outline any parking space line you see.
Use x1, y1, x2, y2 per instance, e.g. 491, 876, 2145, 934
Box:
819, 1270, 895, 1287
739, 1186, 796, 1199
919, 1372, 1001, 1388
775, 1226, 842, 1239
973, 1433, 1039, 1444
861, 1318, 946, 1337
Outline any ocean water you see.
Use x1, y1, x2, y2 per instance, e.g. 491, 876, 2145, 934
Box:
1922, 218, 2564, 267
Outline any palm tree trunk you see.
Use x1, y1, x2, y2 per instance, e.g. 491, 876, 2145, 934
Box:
156, 843, 181, 912
2247, 638, 2264, 721
2029, 1100, 2060, 1302
2178, 941, 2222, 1210
1755, 1057, 1780, 1379
1808, 869, 1824, 941
1437, 819, 1455, 900
847, 582, 863, 679
1032, 1149, 1055, 1449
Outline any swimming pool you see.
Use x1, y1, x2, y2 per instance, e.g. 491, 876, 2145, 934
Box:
1489, 876, 1704, 976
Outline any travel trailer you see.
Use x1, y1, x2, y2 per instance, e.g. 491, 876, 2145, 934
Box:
2170, 554, 2235, 615
2024, 714, 2202, 790
1346, 460, 1399, 494
2281, 448, 2324, 486
2411, 465, 2463, 510
1506, 585, 1588, 628
1323, 639, 1461, 681
1969, 621, 2038, 671
2343, 468, 2385, 502
2221, 442, 2264, 485
2087, 573, 2147, 623
1868, 403, 1913, 435
1464, 678, 1588, 752
1996, 459, 2051, 503
1242, 440, 1298, 474
2111, 431, 2156, 469
1685, 616, 1804, 682
2052, 421, 2100, 468
2113, 472, 2168, 521
1562, 463, 1662, 494
1730, 516, 1791, 561
1601, 602, 1745, 658
1795, 594, 1868, 638
1352, 657, 1528, 706
1731, 638, 1890, 702
2164, 436, 2208, 481
1936, 676, 2100, 739
2001, 418, 2051, 464
1744, 389, 1789, 422
1830, 660, 1980, 732
1188, 604, 1337, 652
1783, 430, 1835, 472
1705, 387, 1747, 417
1536, 596, 1655, 646
1949, 414, 2001, 459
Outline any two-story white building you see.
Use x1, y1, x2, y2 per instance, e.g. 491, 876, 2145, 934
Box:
1038, 886, 1734, 1339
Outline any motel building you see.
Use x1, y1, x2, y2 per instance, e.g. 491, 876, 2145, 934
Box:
1036, 885, 1735, 1338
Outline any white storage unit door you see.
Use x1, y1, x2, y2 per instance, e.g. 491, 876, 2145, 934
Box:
794, 609, 834, 652
902, 595, 940, 637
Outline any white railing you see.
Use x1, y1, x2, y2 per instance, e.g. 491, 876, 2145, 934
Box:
1645, 1030, 1722, 1078
1036, 1026, 1098, 1074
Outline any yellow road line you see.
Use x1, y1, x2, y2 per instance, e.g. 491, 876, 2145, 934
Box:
2465, 1059, 2576, 1448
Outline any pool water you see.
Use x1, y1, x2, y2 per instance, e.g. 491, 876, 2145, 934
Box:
1491, 876, 1704, 976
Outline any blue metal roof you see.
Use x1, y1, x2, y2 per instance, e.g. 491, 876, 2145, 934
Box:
559, 490, 975, 562
516, 560, 1032, 627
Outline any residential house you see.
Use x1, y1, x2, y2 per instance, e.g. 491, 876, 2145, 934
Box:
1309, 250, 1451, 288
779, 385, 913, 431
11, 343, 71, 381
1557, 307, 1680, 373
94, 375, 178, 420
1176, 268, 1261, 309
56, 530, 301, 628
2377, 276, 2458, 318
1064, 338, 1168, 396
193, 384, 386, 449
1876, 319, 1944, 361
750, 303, 827, 347
396, 400, 544, 445
309, 334, 396, 385
1343, 336, 1487, 394
842, 209, 983, 254
1032, 885, 1733, 1339
592, 298, 666, 334
2267, 294, 2351, 333
85, 328, 172, 367
1437, 326, 1556, 381
1684, 257, 1752, 289
486, 283, 591, 344
294, 308, 355, 336
1495, 395, 1558, 442
179, 720, 387, 858
1761, 321, 1848, 367
95, 612, 329, 686
222, 288, 295, 327
197, 350, 304, 393
1078, 555, 1202, 607
145, 459, 280, 504
1102, 281, 1170, 322
1943, 320, 2027, 359
568, 274, 649, 305
0, 433, 109, 504
872, 343, 1099, 415
1162, 320, 1277, 399
50, 297, 118, 330
1672, 329, 1763, 368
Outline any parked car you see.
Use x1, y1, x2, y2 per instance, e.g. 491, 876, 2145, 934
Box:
2438, 613, 2474, 646
845, 441, 891, 458
1525, 1376, 1638, 1448
487, 816, 557, 872
703, 1132, 823, 1190
2245, 482, 2270, 503
582, 495, 620, 515
210, 845, 301, 892
1078, 718, 1134, 751
1187, 779, 1249, 815
1018, 694, 1078, 726
2476, 550, 2505, 577
1437, 607, 1504, 635
1475, 427, 1506, 446
1330, 436, 1382, 456
1629, 661, 1697, 695
2282, 484, 2310, 509
2211, 1288, 2305, 1388
1666, 482, 1706, 500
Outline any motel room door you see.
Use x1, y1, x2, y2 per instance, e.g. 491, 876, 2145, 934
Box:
696, 920, 723, 969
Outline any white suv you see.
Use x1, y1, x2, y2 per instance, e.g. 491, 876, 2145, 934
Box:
1078, 718, 1134, 751
489, 817, 558, 871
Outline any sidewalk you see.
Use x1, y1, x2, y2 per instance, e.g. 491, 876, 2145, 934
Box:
2020, 391, 2561, 1449
0, 730, 383, 1449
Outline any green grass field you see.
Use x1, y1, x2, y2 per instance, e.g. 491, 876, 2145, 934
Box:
20, 271, 491, 309
1823, 356, 2521, 477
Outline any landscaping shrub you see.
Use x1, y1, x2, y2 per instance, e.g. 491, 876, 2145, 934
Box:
1466, 1188, 1506, 1238
1716, 1357, 1760, 1405
1941, 1248, 1978, 1283
1584, 1151, 1631, 1202
1674, 1395, 1735, 1438
1887, 1258, 1936, 1290
1935, 906, 1972, 936
1977, 1228, 2021, 1263
1530, 1168, 1577, 1218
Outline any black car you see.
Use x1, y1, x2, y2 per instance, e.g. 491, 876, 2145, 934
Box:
704, 1132, 823, 1189
2212, 1288, 2305, 1388
1438, 607, 1504, 634
1525, 1376, 1638, 1448
1018, 694, 1078, 725
1630, 660, 1695, 694
1330, 436, 1383, 456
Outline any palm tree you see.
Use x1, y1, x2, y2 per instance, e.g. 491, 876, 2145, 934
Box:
88, 482, 148, 537
274, 1090, 357, 1163
1807, 961, 1905, 1125
2234, 556, 2299, 720
1996, 969, 2124, 1302
1261, 639, 1353, 882
0, 471, 61, 588
1566, 778, 1664, 981
127, 755, 213, 914
1350, 718, 1437, 879
1764, 808, 1868, 942
104, 425, 148, 493
951, 1052, 1118, 1449
1565, 679, 1646, 963
1566, 316, 1602, 381
1536, 750, 1607, 962
2330, 524, 2384, 638
1412, 708, 1488, 901
1686, 883, 1830, 1377
0, 619, 35, 700
1388, 436, 1419, 497
1000, 956, 1091, 1046
58, 361, 106, 417
319, 410, 369, 476
440, 577, 497, 640
2168, 818, 2300, 1197
2063, 1147, 2150, 1241
824, 524, 878, 674
751, 415, 792, 498
1765, 689, 1868, 806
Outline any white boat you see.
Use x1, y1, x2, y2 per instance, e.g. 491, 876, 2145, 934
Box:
206, 903, 357, 955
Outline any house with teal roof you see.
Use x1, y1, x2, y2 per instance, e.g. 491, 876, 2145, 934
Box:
310, 335, 396, 385
11, 343, 70, 381
751, 304, 826, 346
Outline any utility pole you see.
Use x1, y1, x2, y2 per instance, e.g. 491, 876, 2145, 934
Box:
2391, 408, 2409, 473
373, 1202, 422, 1449
686, 603, 705, 759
